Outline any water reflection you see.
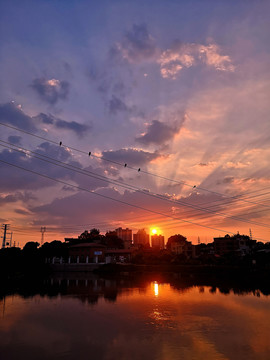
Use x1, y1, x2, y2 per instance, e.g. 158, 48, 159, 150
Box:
0, 273, 270, 360
1, 271, 270, 305
154, 281, 159, 297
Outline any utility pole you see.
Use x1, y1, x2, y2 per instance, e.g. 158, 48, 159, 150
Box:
1, 224, 10, 249
40, 227, 46, 245
10, 232, 13, 247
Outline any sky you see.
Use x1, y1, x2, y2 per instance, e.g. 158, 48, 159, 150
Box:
0, 0, 270, 247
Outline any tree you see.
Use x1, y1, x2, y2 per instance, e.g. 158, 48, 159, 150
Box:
166, 234, 187, 251
78, 228, 102, 243
40, 240, 68, 258
90, 228, 100, 236
103, 231, 124, 249
23, 241, 40, 252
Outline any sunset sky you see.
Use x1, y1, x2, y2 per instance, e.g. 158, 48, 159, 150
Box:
0, 0, 269, 246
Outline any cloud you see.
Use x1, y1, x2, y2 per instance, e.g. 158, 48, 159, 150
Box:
8, 135, 22, 145
112, 26, 234, 80
102, 148, 161, 167
136, 119, 184, 145
217, 176, 235, 185
30, 77, 70, 104
33, 112, 89, 137
114, 24, 157, 63
30, 185, 172, 227
109, 95, 130, 114
198, 163, 209, 167
198, 44, 235, 71
224, 161, 251, 169
34, 113, 54, 124
62, 185, 77, 192
0, 102, 37, 131
0, 192, 36, 205
0, 102, 88, 136
158, 43, 196, 79
36, 142, 77, 163
0, 142, 81, 191
14, 208, 32, 215
0, 142, 111, 193
72, 164, 111, 190
54, 119, 89, 137
108, 95, 139, 116
158, 42, 234, 79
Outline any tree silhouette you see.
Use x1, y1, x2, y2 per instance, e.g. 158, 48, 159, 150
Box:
166, 234, 187, 251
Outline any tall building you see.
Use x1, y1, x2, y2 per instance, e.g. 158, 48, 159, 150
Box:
151, 234, 165, 250
115, 227, 132, 249
133, 229, 150, 248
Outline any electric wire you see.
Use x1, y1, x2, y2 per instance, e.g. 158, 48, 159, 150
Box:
1, 139, 270, 219
0, 158, 269, 242
1, 121, 269, 208
1, 141, 270, 229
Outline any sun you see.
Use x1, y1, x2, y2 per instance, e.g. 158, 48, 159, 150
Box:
151, 228, 157, 235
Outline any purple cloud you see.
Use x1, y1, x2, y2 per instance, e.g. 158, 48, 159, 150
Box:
0, 102, 37, 131
136, 119, 184, 146
113, 24, 157, 63
102, 148, 160, 166
31, 78, 70, 104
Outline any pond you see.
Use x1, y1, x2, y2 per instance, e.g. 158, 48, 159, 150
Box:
0, 272, 270, 360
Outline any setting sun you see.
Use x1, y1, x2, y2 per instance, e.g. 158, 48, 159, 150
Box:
151, 229, 157, 234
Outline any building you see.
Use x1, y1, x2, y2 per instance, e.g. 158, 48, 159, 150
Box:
68, 243, 106, 263
115, 227, 132, 249
105, 249, 134, 263
151, 234, 165, 250
214, 233, 256, 256
133, 229, 150, 248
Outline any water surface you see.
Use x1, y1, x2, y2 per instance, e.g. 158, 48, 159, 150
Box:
1, 273, 269, 360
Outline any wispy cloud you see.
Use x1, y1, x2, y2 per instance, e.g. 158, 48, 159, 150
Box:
54, 119, 89, 137
0, 102, 37, 131
30, 78, 70, 104
113, 24, 157, 63
0, 102, 88, 137
102, 148, 161, 167
158, 42, 234, 79
136, 118, 185, 146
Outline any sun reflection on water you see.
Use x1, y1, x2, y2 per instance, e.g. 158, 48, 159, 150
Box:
154, 281, 159, 297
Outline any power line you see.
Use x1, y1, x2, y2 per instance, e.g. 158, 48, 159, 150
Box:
2, 139, 269, 217
5, 207, 267, 244
1, 139, 270, 222
2, 121, 269, 207
1, 141, 270, 229
0, 158, 269, 242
